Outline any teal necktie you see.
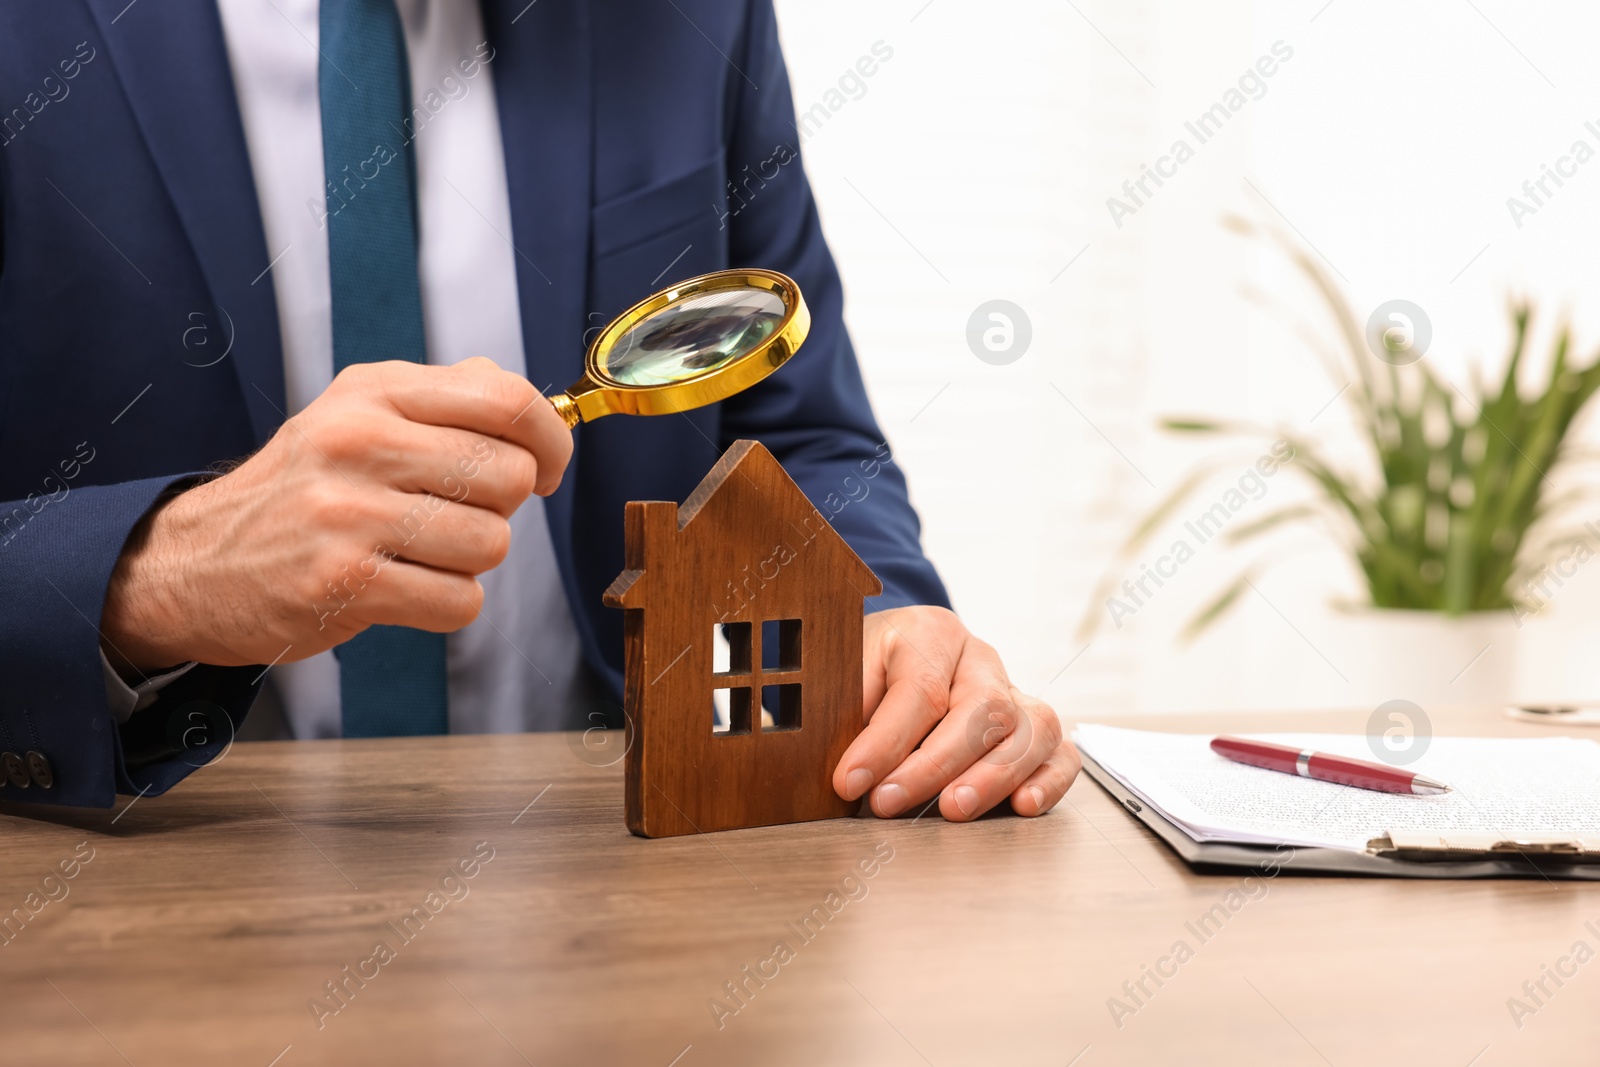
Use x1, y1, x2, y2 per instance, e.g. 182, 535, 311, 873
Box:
321, 0, 449, 737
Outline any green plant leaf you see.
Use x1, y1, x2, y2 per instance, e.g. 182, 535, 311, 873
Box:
1113, 216, 1600, 637
1224, 503, 1335, 545
1180, 567, 1267, 643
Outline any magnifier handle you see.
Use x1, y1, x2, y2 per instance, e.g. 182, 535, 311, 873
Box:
548, 392, 583, 430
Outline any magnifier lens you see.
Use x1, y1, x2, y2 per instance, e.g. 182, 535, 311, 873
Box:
599, 287, 787, 387
549, 269, 806, 428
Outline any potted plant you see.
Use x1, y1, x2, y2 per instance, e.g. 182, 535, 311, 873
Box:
1082, 216, 1600, 706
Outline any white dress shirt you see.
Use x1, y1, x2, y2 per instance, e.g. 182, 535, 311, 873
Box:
200, 0, 592, 735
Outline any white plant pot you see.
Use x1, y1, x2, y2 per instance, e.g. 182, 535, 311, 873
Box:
1324, 606, 1519, 712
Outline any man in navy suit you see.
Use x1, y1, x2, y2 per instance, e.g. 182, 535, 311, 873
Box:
0, 0, 1077, 817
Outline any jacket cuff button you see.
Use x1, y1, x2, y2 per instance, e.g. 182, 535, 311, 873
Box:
25, 751, 53, 790
2, 752, 30, 789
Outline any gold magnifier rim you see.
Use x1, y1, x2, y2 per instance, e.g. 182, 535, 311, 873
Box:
556, 268, 809, 424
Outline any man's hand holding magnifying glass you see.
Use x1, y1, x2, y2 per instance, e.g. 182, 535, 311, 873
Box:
101, 356, 573, 674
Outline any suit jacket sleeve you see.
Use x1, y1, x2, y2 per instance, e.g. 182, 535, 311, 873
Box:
717, 1, 951, 615
0, 476, 262, 807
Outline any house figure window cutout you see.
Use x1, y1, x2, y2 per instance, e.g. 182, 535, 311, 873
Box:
603, 439, 882, 838
712, 619, 803, 734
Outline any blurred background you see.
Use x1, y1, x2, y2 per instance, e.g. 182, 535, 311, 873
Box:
771, 0, 1600, 717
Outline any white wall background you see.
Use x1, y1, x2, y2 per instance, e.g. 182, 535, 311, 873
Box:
772, 0, 1600, 716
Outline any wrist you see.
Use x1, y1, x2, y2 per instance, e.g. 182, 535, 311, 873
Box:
101, 486, 200, 673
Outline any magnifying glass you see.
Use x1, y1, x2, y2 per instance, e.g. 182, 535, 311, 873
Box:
547, 268, 809, 428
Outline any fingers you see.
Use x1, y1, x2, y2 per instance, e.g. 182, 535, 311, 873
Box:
335, 358, 573, 497
324, 556, 485, 634
340, 418, 539, 518
369, 490, 512, 576
509, 382, 575, 498
935, 688, 1064, 820
834, 610, 964, 808
835, 605, 1073, 824
883, 686, 1065, 823
1008, 711, 1082, 817
864, 640, 1018, 819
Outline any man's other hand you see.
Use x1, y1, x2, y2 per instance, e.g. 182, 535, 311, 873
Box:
833, 606, 1081, 822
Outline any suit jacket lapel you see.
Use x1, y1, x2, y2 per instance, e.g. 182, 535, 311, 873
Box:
83, 0, 287, 445
84, 0, 593, 573
481, 0, 594, 606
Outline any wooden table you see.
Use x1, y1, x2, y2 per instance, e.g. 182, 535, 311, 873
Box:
2, 707, 1596, 1066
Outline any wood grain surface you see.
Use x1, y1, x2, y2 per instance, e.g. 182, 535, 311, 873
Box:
1, 706, 1596, 1066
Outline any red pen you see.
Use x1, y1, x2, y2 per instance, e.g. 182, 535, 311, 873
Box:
1209, 736, 1451, 796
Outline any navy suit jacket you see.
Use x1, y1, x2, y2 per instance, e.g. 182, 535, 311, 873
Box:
0, 0, 949, 808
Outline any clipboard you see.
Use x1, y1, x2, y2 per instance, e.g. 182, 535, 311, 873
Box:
1081, 752, 1600, 881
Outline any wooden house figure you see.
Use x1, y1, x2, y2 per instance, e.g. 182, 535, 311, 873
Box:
603, 439, 882, 838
